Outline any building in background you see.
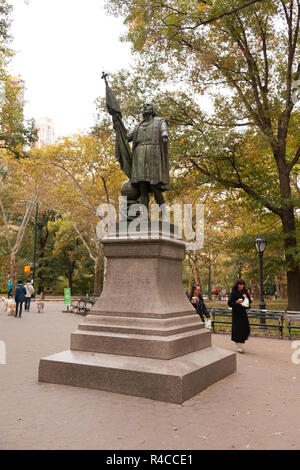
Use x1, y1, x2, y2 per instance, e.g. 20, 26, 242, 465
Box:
36, 117, 56, 148
9, 76, 25, 102
0, 76, 25, 112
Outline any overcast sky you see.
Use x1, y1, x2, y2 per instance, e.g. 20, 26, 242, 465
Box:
9, 0, 131, 136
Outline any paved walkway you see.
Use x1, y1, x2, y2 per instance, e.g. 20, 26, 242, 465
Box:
0, 301, 299, 450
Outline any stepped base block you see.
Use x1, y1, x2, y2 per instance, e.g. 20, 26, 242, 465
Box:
39, 234, 236, 402
39, 346, 236, 404
70, 328, 211, 359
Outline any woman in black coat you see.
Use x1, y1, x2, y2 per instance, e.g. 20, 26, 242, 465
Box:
228, 279, 251, 353
187, 284, 210, 322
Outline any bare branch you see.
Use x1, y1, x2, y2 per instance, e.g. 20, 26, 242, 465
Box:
12, 201, 36, 255
70, 221, 96, 262
0, 194, 12, 250
181, 0, 266, 28
288, 145, 300, 173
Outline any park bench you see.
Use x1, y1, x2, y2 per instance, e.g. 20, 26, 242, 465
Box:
210, 307, 285, 338
286, 311, 300, 340
70, 296, 98, 315
210, 307, 233, 331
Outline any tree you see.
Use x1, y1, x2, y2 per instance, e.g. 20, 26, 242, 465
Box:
48, 219, 85, 294
105, 1, 267, 30
0, 4, 37, 286
28, 133, 124, 295
104, 0, 300, 309
0, 77, 37, 157
0, 153, 39, 286
0, 1, 12, 80
0, 3, 37, 157
34, 210, 58, 294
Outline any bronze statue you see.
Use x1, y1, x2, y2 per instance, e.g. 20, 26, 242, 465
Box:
128, 102, 170, 209
102, 73, 170, 218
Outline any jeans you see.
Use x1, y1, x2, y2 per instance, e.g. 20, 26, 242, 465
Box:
25, 297, 31, 311
15, 302, 24, 317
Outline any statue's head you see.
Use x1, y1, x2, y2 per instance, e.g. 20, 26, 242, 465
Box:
142, 102, 157, 118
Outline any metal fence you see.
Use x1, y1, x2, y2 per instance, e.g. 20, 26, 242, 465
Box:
210, 307, 300, 339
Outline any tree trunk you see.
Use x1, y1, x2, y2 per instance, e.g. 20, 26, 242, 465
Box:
187, 263, 193, 294
275, 274, 287, 299
192, 259, 199, 284
9, 252, 16, 289
93, 254, 101, 296
103, 255, 107, 286
36, 218, 50, 294
68, 274, 73, 294
282, 282, 288, 299
280, 204, 300, 310
251, 280, 259, 299
37, 255, 45, 294
275, 275, 280, 298
277, 159, 300, 310
97, 244, 105, 291
66, 261, 75, 295
195, 261, 203, 288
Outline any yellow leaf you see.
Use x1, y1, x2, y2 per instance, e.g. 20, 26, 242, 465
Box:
198, 4, 207, 12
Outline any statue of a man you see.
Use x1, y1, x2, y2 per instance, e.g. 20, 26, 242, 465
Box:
127, 102, 170, 210
102, 74, 170, 218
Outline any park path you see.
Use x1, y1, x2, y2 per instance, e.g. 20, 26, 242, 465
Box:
0, 301, 299, 450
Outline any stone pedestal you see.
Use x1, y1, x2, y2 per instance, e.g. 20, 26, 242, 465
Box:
39, 234, 236, 403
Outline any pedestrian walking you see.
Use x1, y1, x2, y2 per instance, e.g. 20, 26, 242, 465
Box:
14, 281, 26, 318
228, 279, 251, 354
25, 280, 35, 311
187, 284, 210, 322
8, 279, 13, 298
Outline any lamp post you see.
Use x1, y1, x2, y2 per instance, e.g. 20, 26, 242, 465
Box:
21, 200, 39, 286
32, 201, 39, 286
254, 237, 267, 327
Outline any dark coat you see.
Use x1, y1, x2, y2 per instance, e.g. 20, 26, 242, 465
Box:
187, 294, 210, 322
14, 284, 26, 303
228, 288, 251, 343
